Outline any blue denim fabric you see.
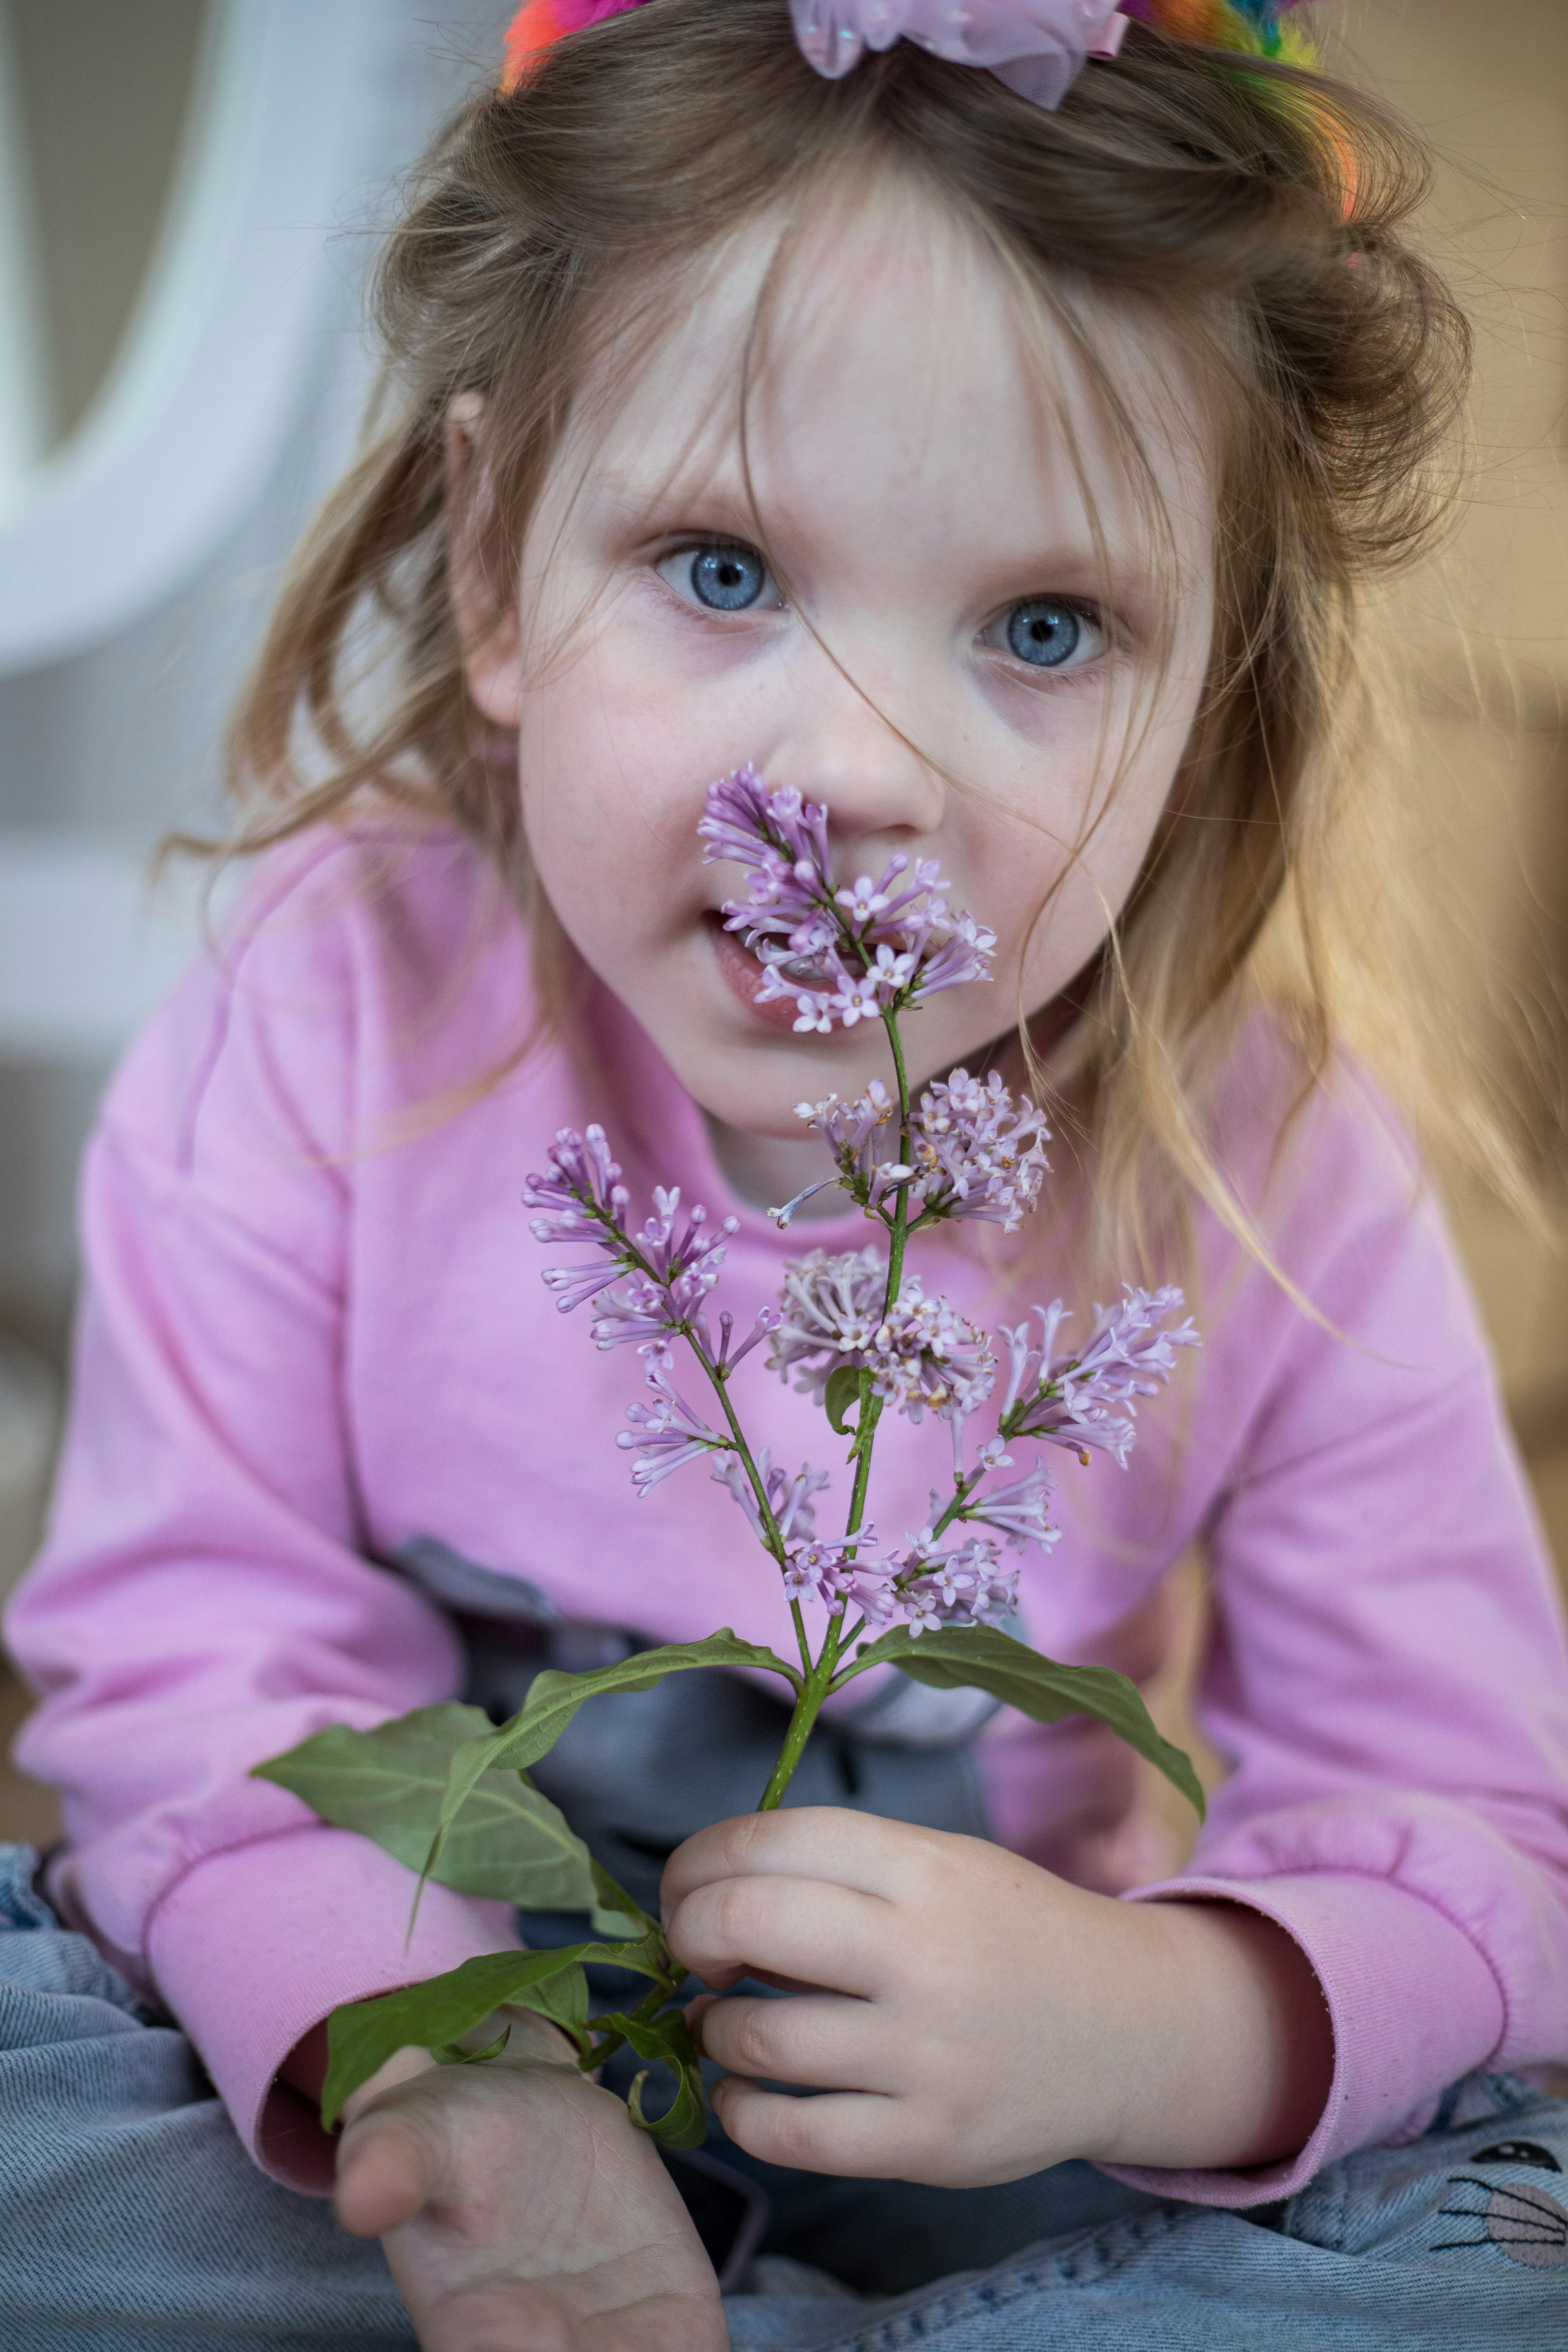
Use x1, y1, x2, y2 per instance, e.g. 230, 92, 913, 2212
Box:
4, 1845, 1564, 2350
0, 1844, 414, 2351
721, 2072, 1568, 2349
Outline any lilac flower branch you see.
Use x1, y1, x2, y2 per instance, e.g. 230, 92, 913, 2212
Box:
530, 768, 1198, 1808
277, 775, 1207, 2150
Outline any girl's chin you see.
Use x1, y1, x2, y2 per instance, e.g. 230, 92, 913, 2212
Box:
703, 911, 818, 1036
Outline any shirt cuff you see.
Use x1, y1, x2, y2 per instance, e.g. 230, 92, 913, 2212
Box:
1100, 1870, 1506, 2207
146, 1825, 521, 2192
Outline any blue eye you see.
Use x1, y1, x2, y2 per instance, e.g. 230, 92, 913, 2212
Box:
664, 544, 772, 611
1002, 598, 1102, 670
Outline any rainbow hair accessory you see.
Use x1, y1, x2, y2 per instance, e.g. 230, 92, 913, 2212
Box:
500, 0, 1320, 105
1119, 1, 1317, 68
501, 1, 644, 92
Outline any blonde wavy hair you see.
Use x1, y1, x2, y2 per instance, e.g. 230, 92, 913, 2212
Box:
204, 0, 1527, 1294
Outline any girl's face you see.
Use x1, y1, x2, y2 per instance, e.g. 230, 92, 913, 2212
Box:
463, 175, 1216, 1177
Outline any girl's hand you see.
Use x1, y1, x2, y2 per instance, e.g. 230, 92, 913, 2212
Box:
663, 1808, 1333, 2189
332, 2012, 727, 2351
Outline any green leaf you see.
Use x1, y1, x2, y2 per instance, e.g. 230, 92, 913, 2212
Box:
323, 1948, 590, 2128
423, 1632, 801, 1897
320, 1932, 671, 2130
824, 1364, 863, 1438
432, 2025, 512, 2065
253, 1703, 601, 1913
590, 1858, 655, 1939
612, 2006, 708, 2151
854, 1623, 1206, 1820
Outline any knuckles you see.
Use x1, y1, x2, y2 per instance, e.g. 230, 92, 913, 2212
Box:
667, 1874, 774, 1974
705, 1998, 783, 2079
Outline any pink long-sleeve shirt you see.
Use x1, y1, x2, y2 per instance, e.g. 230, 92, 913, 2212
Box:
7, 825, 1568, 2205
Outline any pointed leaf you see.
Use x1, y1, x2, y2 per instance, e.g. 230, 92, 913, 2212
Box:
432, 2025, 512, 2065
323, 1948, 592, 2128
423, 1632, 800, 1896
853, 1624, 1205, 1819
254, 1704, 600, 1912
612, 2006, 708, 2151
590, 1858, 656, 1939
824, 1364, 862, 1438
320, 1931, 671, 2129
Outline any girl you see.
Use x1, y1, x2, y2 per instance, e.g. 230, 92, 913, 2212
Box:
4, 3, 1567, 2347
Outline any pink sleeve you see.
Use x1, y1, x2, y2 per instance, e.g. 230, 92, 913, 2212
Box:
3, 845, 519, 2191
1105, 1088, 1568, 2206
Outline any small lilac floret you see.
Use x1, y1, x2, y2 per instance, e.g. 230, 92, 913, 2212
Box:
617, 1369, 731, 1497
781, 1530, 872, 1609
956, 1465, 1059, 1552
713, 1452, 829, 1548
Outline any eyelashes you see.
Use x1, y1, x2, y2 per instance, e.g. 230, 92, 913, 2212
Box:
656, 542, 784, 614
652, 539, 1110, 678
985, 598, 1105, 674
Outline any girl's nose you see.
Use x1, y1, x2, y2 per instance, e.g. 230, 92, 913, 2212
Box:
770, 640, 947, 849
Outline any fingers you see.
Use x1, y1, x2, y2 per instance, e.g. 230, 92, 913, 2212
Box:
666, 1871, 891, 1997
335, 2101, 442, 2239
662, 1807, 933, 1920
688, 1988, 895, 2093
710, 2078, 909, 2178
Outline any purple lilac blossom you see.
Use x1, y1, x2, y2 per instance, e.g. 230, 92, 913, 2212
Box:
903, 1069, 1050, 1234
999, 1286, 1199, 1465
712, 1452, 829, 1548
699, 765, 995, 1035
782, 1068, 1048, 1234
768, 1247, 888, 1399
849, 1532, 1019, 1635
767, 1248, 995, 1427
866, 1282, 996, 1424
953, 1463, 1059, 1551
617, 1370, 732, 1496
526, 1131, 738, 1362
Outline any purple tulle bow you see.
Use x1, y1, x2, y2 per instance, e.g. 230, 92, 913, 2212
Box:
788, 0, 1128, 108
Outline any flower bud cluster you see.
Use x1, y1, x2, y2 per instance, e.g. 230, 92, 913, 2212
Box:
617, 1368, 730, 1497
527, 1128, 777, 1373
778, 1525, 1020, 1637
699, 765, 995, 1035
766, 1250, 994, 1427
781, 1068, 1048, 1236
999, 1288, 1201, 1466
712, 1453, 828, 1547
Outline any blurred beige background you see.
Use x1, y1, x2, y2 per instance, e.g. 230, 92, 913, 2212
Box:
0, 0, 1566, 1850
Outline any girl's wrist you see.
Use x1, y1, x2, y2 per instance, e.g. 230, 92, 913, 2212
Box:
1092, 1899, 1334, 2175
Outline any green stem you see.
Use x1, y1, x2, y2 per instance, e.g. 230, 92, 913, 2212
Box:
580, 1968, 675, 2074
756, 1645, 836, 1809
755, 1001, 922, 1813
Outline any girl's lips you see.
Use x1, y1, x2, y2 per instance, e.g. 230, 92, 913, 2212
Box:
704, 911, 813, 1034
